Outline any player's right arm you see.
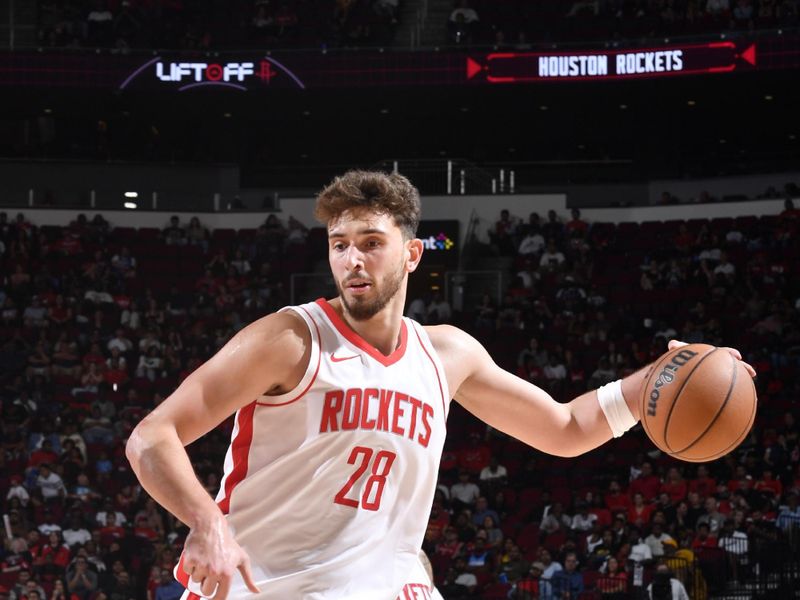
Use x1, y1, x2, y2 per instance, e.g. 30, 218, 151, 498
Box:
125, 310, 311, 599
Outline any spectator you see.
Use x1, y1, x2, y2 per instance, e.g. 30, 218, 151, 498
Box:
450, 471, 480, 510
162, 216, 185, 246
647, 563, 689, 600
630, 462, 661, 502
661, 467, 688, 504
154, 568, 183, 600
427, 293, 452, 324
717, 519, 749, 581
627, 527, 654, 564
479, 456, 508, 485
696, 496, 726, 534
571, 501, 598, 532
39, 531, 70, 570
66, 556, 98, 600
6, 475, 30, 507
540, 240, 566, 270
472, 496, 500, 527
688, 465, 717, 498
541, 502, 571, 534
644, 522, 675, 558
551, 552, 583, 599
35, 464, 66, 503
538, 548, 563, 600
62, 515, 91, 548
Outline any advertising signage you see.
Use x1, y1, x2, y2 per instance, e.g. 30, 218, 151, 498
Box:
0, 35, 796, 92
417, 220, 459, 268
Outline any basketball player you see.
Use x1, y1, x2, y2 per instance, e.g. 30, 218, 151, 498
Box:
126, 171, 754, 600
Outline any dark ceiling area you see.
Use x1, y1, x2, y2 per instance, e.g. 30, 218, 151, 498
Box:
0, 67, 797, 187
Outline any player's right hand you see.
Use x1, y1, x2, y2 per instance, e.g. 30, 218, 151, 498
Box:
182, 515, 261, 599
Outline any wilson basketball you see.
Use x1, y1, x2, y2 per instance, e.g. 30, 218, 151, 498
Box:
640, 343, 757, 463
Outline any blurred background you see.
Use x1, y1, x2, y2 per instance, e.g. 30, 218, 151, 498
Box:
0, 1, 799, 599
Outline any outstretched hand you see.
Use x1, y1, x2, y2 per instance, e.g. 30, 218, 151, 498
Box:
182, 516, 261, 600
667, 340, 757, 379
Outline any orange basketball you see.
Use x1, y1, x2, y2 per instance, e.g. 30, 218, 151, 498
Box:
640, 343, 757, 463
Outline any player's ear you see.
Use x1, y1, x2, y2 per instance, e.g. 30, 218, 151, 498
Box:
406, 238, 423, 273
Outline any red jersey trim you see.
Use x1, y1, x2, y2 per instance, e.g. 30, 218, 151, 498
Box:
315, 298, 408, 367
217, 401, 256, 515
256, 305, 322, 407
412, 324, 447, 419
175, 552, 190, 588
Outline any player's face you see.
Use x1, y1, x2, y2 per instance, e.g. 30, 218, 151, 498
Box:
328, 209, 421, 321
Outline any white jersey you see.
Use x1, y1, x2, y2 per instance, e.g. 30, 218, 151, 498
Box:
176, 299, 450, 600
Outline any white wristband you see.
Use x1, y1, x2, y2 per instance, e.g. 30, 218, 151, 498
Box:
597, 379, 637, 438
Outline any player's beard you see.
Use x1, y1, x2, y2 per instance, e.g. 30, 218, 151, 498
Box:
337, 260, 405, 321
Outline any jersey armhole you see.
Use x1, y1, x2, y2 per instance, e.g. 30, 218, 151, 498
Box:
255, 305, 321, 407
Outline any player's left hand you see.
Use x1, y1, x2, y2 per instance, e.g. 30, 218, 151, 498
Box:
668, 340, 756, 379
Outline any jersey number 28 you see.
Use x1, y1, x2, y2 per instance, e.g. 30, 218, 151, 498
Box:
334, 446, 396, 511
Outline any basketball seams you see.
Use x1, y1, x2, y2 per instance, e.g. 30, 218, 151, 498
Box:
674, 363, 757, 462
668, 350, 736, 455
660, 347, 719, 453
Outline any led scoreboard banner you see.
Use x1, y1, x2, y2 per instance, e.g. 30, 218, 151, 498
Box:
0, 34, 797, 91
466, 41, 758, 82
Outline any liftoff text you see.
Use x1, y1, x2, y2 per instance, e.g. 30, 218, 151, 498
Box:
320, 388, 434, 448
156, 62, 255, 83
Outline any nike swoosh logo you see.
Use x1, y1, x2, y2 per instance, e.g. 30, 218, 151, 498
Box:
331, 353, 360, 363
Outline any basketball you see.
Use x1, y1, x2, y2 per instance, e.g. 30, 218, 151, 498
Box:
640, 343, 757, 463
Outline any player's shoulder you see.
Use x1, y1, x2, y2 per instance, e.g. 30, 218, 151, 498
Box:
236, 308, 312, 360
423, 324, 484, 359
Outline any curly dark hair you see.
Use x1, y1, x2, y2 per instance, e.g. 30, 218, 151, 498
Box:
314, 170, 421, 239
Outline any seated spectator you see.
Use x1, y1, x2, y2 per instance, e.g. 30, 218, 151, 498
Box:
647, 563, 689, 600
154, 568, 184, 600
137, 346, 164, 382
62, 515, 91, 548
498, 543, 529, 583
605, 480, 630, 514
120, 300, 142, 331
626, 527, 654, 564
644, 522, 675, 558
571, 501, 598, 532
448, 0, 479, 44
451, 557, 478, 595
686, 464, 714, 498
630, 462, 661, 502
450, 471, 480, 510
598, 555, 627, 596
28, 440, 59, 470
551, 552, 583, 599
39, 531, 70, 570
6, 475, 30, 507
511, 561, 543, 598
66, 555, 99, 600
479, 456, 508, 486
185, 217, 209, 251
36, 464, 67, 504
427, 293, 452, 324
472, 496, 500, 527
541, 502, 571, 534
537, 548, 563, 599
163, 215, 186, 245
540, 240, 566, 271
754, 468, 782, 497
661, 467, 688, 504
95, 500, 126, 528
589, 357, 617, 388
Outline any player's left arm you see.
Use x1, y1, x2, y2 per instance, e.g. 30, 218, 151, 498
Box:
429, 326, 754, 458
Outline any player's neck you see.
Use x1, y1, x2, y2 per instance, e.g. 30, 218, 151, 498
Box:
330, 296, 406, 357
